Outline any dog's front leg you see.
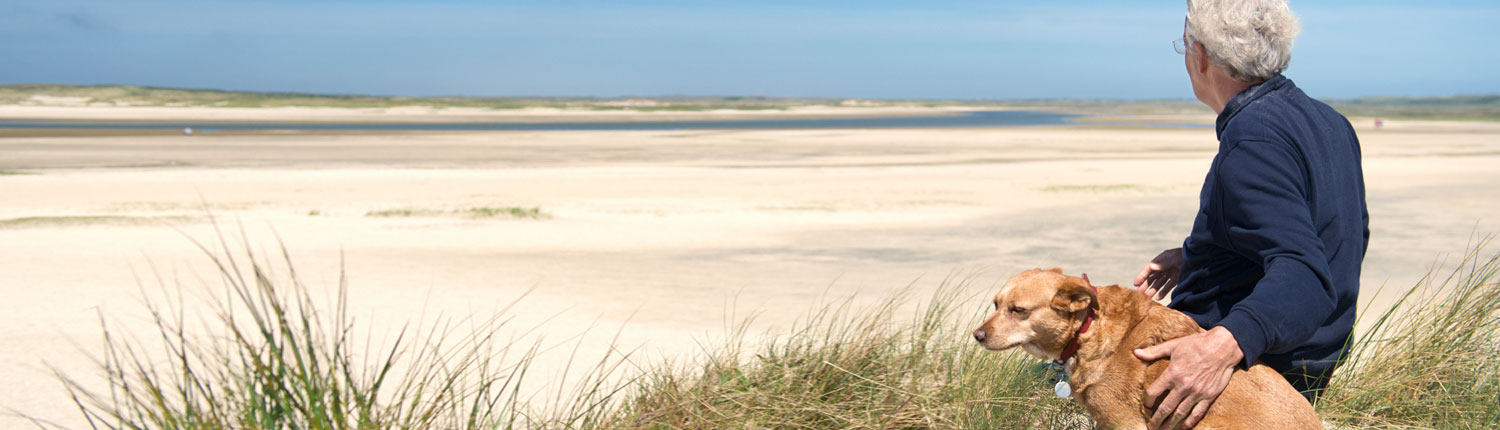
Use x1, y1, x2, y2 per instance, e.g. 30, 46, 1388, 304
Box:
1076, 392, 1149, 430
1091, 417, 1147, 430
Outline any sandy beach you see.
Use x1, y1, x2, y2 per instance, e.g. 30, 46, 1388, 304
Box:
3, 108, 1499, 427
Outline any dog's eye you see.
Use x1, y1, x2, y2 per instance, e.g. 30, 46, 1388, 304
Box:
1009, 306, 1027, 315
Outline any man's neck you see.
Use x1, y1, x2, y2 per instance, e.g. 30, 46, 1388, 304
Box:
1203, 69, 1263, 114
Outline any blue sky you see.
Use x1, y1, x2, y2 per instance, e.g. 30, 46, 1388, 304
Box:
2, 0, 1497, 99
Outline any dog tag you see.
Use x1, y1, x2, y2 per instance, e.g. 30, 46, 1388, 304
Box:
1054, 380, 1072, 398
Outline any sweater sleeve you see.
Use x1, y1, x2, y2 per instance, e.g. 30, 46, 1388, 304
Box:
1211, 139, 1338, 368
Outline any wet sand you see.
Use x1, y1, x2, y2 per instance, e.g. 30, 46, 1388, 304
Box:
3, 116, 1499, 427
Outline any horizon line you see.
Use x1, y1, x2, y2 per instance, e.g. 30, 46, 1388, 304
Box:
3, 82, 1498, 103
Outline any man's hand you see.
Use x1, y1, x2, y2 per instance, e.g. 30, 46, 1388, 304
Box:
1134, 326, 1242, 430
1134, 248, 1184, 300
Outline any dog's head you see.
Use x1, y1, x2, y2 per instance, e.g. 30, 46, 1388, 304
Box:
972, 268, 1098, 361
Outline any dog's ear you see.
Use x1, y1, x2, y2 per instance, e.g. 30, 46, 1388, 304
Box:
1045, 267, 1064, 274
1051, 278, 1098, 314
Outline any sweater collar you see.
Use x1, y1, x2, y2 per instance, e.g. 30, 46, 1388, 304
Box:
1215, 74, 1290, 139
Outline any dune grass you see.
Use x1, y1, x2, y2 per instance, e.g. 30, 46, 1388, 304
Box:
41, 232, 1500, 429
599, 278, 1091, 429
1316, 236, 1500, 428
47, 224, 635, 430
54, 241, 517, 429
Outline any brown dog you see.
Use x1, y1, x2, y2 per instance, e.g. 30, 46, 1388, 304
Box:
972, 268, 1319, 430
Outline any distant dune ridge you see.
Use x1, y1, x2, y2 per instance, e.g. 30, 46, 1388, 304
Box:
2, 83, 1497, 121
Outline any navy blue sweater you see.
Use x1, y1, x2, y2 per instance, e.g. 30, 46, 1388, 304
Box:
1172, 75, 1368, 379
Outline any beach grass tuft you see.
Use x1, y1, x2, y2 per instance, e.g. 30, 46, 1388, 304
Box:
45, 223, 635, 430
364, 207, 446, 217
1317, 235, 1500, 428
600, 277, 1092, 429
1042, 184, 1159, 193
365, 206, 549, 220
42, 232, 1500, 429
466, 206, 547, 219
0, 215, 193, 229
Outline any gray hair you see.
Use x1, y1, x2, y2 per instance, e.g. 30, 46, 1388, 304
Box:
1186, 0, 1302, 82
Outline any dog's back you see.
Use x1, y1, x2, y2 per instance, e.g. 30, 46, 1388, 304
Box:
1099, 286, 1320, 429
971, 269, 1320, 429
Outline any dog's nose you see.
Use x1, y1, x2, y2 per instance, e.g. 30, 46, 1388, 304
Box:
973, 329, 987, 342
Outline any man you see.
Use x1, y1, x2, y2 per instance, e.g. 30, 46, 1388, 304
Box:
1131, 0, 1369, 429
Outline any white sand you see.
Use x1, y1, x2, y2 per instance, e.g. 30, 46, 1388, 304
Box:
2, 119, 1498, 427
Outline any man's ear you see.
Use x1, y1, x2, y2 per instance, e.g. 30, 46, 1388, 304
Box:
1192, 41, 1212, 74
1051, 278, 1098, 314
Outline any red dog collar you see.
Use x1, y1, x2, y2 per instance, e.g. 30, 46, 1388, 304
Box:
1056, 273, 1098, 364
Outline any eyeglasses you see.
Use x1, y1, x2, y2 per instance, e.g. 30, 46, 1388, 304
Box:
1173, 37, 1192, 55
1174, 15, 1192, 55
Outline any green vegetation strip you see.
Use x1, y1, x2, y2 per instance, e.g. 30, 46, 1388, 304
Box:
0, 215, 194, 229
0, 84, 916, 111
36, 230, 1500, 429
1019, 95, 1500, 121
366, 206, 548, 219
1043, 184, 1158, 193
7, 84, 1499, 120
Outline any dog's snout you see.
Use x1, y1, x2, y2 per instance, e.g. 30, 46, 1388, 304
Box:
972, 329, 987, 342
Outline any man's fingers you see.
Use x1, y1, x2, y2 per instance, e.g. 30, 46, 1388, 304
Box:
1141, 277, 1169, 296
1184, 397, 1213, 429
1144, 377, 1164, 408
1149, 389, 1187, 430
1149, 274, 1176, 300
1135, 338, 1177, 361
1170, 399, 1196, 430
1136, 262, 1166, 287
1141, 356, 1176, 406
